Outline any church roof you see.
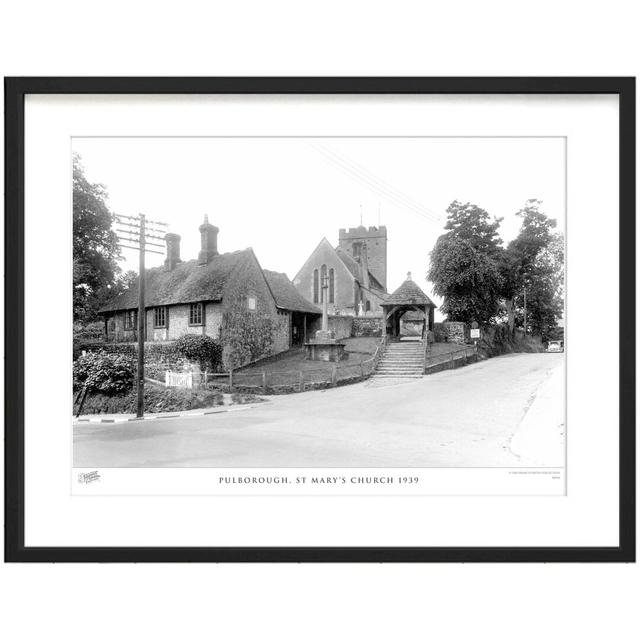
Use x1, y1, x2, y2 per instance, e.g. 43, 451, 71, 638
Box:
367, 272, 386, 292
335, 246, 361, 280
335, 246, 386, 292
263, 270, 321, 315
383, 275, 436, 307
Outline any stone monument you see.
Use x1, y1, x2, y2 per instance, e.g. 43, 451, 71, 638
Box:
305, 273, 347, 362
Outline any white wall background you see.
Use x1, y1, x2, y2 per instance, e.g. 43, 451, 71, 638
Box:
1, 2, 638, 639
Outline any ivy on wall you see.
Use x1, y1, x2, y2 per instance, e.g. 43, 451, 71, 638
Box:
221, 310, 274, 370
218, 253, 279, 370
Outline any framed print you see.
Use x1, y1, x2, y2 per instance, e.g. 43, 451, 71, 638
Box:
4, 77, 635, 562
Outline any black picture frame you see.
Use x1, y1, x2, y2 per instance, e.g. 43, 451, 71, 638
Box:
4, 77, 635, 563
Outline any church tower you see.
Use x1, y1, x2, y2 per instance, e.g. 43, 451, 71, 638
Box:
338, 225, 388, 290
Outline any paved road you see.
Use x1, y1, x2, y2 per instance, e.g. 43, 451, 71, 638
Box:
74, 353, 565, 468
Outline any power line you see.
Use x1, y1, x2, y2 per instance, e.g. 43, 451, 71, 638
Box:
309, 143, 445, 226
317, 143, 444, 222
323, 144, 444, 225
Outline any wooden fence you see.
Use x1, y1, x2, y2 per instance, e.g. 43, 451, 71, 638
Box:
167, 338, 387, 394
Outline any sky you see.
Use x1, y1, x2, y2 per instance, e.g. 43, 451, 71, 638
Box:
73, 137, 565, 316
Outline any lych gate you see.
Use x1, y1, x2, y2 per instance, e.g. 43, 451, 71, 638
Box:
381, 272, 436, 341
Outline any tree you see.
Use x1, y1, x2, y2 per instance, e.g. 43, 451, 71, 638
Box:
428, 201, 504, 324
496, 245, 521, 332
506, 200, 561, 336
524, 232, 564, 340
109, 269, 138, 298
509, 199, 557, 283
73, 153, 121, 322
442, 200, 503, 258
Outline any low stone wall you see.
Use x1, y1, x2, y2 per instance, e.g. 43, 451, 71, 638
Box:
434, 321, 468, 344
424, 352, 478, 375
352, 316, 383, 337
309, 315, 353, 339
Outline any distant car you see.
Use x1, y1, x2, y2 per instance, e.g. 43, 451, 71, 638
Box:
547, 340, 564, 353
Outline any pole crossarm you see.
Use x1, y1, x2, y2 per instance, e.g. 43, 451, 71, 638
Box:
117, 243, 164, 255
117, 233, 165, 247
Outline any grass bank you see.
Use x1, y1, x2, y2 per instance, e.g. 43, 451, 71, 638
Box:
477, 325, 545, 359
75, 385, 263, 415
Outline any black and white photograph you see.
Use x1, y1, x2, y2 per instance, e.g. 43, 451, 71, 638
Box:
6, 77, 632, 563
72, 136, 566, 481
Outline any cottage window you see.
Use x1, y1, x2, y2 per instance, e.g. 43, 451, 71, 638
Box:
189, 302, 203, 325
124, 310, 136, 330
313, 269, 319, 303
247, 296, 257, 311
365, 300, 371, 312
329, 268, 335, 303
154, 306, 167, 328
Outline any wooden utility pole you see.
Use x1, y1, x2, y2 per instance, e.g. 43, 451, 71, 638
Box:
115, 213, 167, 419
137, 214, 146, 418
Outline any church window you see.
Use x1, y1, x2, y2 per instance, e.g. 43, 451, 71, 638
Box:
313, 269, 319, 303
365, 300, 371, 312
329, 268, 335, 303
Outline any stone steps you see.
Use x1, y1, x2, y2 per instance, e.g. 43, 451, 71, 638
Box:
373, 341, 425, 378
375, 373, 424, 378
378, 363, 424, 367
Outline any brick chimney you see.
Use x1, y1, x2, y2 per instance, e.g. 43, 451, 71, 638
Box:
198, 215, 219, 265
164, 233, 181, 271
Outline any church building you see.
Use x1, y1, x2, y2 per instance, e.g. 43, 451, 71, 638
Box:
293, 225, 388, 315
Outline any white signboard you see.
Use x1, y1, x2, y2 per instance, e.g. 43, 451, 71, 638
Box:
470, 328, 481, 339
165, 371, 193, 389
